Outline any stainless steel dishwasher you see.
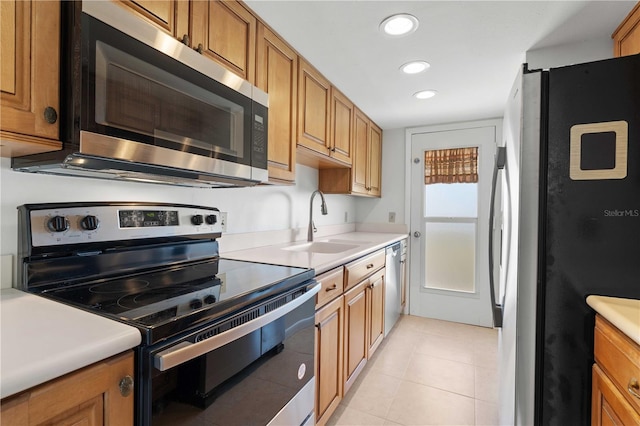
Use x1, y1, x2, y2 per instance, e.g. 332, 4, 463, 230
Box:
385, 242, 402, 336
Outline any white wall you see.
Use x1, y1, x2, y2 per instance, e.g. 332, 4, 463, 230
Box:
526, 37, 613, 70
0, 158, 356, 258
355, 128, 406, 230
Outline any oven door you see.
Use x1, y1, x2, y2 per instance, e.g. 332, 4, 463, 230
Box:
77, 3, 268, 182
139, 282, 320, 426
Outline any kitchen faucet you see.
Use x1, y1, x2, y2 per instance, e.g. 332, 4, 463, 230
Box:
308, 190, 328, 242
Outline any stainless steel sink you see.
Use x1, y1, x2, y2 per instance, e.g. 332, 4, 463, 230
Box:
282, 241, 358, 254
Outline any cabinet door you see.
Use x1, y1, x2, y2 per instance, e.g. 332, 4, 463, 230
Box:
191, 0, 256, 83
256, 24, 297, 183
351, 108, 370, 195
298, 58, 331, 156
367, 122, 383, 196
315, 296, 344, 426
367, 269, 385, 357
0, 0, 62, 156
343, 280, 368, 394
0, 351, 135, 425
613, 3, 640, 57
592, 364, 640, 426
116, 0, 189, 39
330, 87, 354, 165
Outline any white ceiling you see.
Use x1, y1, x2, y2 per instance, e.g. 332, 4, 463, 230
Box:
244, 1, 637, 129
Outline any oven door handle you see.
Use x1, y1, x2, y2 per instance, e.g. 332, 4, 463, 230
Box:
154, 282, 320, 371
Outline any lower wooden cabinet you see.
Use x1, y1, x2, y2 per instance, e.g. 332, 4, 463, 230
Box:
591, 315, 640, 425
313, 252, 387, 424
592, 364, 640, 425
0, 351, 135, 425
343, 279, 369, 395
343, 267, 385, 395
315, 295, 344, 426
367, 269, 385, 357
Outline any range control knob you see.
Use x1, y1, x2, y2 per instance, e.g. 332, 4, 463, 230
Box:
191, 214, 204, 225
47, 216, 69, 233
189, 299, 203, 310
203, 295, 217, 304
205, 214, 217, 225
80, 215, 100, 231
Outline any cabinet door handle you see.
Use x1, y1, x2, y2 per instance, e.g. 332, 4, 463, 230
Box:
119, 375, 134, 397
366, 263, 374, 269
325, 284, 338, 292
629, 378, 640, 399
44, 107, 58, 124
179, 34, 190, 45
195, 43, 204, 54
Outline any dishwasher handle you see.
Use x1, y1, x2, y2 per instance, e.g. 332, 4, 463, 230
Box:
154, 282, 321, 371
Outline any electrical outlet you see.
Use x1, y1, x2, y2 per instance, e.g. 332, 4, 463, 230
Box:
389, 212, 396, 223
220, 212, 228, 232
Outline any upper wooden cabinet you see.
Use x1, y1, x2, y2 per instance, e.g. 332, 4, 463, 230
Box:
256, 23, 298, 183
0, 0, 63, 157
367, 121, 383, 196
296, 58, 355, 168
329, 87, 354, 165
120, 0, 256, 83
191, 0, 256, 83
319, 109, 382, 197
613, 2, 640, 57
116, 0, 189, 40
297, 58, 331, 158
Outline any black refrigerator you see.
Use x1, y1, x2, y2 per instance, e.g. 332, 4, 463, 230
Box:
496, 53, 640, 425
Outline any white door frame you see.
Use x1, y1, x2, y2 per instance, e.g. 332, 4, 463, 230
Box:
403, 119, 502, 326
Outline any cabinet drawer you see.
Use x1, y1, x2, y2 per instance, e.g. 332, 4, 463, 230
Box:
316, 267, 344, 309
594, 315, 640, 413
344, 250, 385, 291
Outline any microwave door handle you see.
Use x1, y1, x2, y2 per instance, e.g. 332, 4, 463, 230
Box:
488, 146, 506, 328
154, 283, 321, 371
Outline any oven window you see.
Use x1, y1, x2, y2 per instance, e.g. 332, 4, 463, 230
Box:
94, 41, 244, 159
148, 297, 315, 426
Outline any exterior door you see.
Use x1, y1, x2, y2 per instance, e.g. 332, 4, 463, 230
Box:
409, 122, 499, 327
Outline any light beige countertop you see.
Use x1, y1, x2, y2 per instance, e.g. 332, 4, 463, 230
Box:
0, 288, 141, 399
586, 295, 640, 345
224, 232, 408, 275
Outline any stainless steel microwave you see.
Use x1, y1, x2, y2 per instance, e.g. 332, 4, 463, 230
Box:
13, 1, 268, 188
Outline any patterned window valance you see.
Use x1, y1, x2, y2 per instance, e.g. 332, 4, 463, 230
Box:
424, 147, 478, 184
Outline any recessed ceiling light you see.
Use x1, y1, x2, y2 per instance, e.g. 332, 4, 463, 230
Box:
414, 90, 437, 99
400, 61, 431, 74
380, 14, 419, 37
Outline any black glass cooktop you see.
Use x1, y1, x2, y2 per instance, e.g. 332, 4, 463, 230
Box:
42, 258, 314, 343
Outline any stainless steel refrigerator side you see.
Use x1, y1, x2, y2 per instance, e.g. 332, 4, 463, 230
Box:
498, 68, 542, 426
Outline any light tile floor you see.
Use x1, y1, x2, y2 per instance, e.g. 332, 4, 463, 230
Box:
327, 314, 499, 426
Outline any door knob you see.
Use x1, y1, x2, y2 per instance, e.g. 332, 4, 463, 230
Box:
413, 231, 421, 238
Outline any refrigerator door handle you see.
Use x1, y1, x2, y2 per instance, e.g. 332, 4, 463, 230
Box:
488, 146, 506, 328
